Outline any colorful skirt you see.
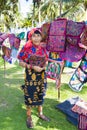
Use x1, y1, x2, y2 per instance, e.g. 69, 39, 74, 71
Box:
21, 68, 47, 107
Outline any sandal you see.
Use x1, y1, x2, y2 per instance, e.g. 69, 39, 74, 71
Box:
38, 114, 50, 122
26, 116, 34, 128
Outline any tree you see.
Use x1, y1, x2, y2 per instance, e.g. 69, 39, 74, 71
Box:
35, 0, 85, 23
0, 0, 20, 32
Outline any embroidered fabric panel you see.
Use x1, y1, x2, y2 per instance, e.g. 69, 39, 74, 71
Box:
47, 18, 67, 52
47, 35, 66, 52
49, 52, 62, 61
69, 68, 87, 92
28, 55, 46, 67
59, 20, 85, 61
49, 19, 66, 35
80, 26, 87, 47
1, 33, 23, 64
46, 62, 61, 80
9, 34, 20, 49
66, 20, 85, 36
69, 52, 87, 92
78, 114, 87, 130
59, 43, 86, 62
41, 22, 50, 42
72, 100, 87, 115
66, 36, 80, 46
0, 33, 9, 45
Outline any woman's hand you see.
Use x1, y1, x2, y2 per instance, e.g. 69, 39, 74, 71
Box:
42, 61, 48, 70
33, 66, 44, 72
19, 61, 27, 68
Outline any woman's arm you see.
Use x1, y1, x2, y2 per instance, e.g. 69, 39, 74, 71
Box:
19, 61, 45, 72
19, 61, 30, 69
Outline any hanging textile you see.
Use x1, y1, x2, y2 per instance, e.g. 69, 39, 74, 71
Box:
2, 46, 12, 63
17, 32, 25, 39
49, 52, 62, 61
59, 43, 86, 62
41, 22, 50, 42
79, 25, 87, 48
46, 51, 63, 89
9, 34, 21, 49
2, 33, 21, 64
0, 33, 9, 46
59, 20, 86, 62
69, 51, 87, 92
46, 18, 67, 52
46, 62, 61, 80
66, 20, 85, 45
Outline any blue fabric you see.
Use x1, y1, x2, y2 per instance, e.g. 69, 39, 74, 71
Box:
66, 114, 78, 126
56, 97, 80, 126
65, 61, 72, 67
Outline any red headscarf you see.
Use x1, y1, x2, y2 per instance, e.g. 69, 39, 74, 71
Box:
25, 28, 42, 48
18, 28, 48, 62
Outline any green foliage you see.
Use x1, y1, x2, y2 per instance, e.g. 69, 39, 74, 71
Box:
84, 0, 87, 10
0, 0, 19, 31
21, 17, 32, 28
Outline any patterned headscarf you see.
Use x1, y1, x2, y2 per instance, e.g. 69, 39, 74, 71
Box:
17, 28, 48, 63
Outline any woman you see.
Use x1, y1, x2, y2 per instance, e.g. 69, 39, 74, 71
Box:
18, 28, 50, 128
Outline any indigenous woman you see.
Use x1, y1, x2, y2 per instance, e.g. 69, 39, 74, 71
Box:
18, 28, 50, 128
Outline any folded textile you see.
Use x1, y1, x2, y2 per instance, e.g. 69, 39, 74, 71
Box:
72, 100, 87, 115
67, 114, 78, 126
56, 97, 80, 126
78, 114, 87, 130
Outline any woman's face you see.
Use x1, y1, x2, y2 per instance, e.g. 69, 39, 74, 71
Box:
31, 33, 42, 46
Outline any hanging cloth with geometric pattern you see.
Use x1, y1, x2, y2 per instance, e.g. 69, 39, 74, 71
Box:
69, 51, 87, 92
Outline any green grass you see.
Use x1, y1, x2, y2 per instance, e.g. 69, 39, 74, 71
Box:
0, 58, 87, 130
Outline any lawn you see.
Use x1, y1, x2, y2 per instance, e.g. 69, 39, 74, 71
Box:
0, 57, 87, 130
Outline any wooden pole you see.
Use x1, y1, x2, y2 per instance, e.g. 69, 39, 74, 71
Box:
59, 0, 62, 17
4, 59, 6, 78
58, 88, 60, 100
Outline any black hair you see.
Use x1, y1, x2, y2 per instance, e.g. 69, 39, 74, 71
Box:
34, 30, 41, 35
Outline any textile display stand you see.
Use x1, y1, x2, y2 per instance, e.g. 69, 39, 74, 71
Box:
4, 59, 6, 78
58, 61, 64, 100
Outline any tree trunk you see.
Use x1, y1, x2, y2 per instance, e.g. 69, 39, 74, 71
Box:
59, 0, 62, 17
38, 4, 41, 26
